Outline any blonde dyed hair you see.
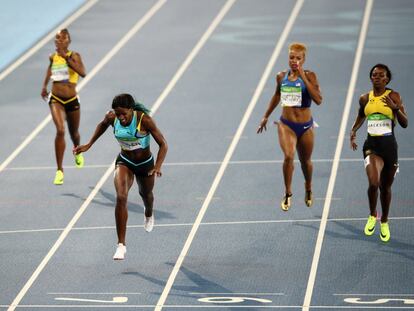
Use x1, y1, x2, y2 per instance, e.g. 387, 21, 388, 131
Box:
289, 42, 307, 55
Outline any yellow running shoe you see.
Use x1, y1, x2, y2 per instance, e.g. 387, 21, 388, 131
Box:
380, 222, 390, 242
74, 153, 84, 168
54, 170, 64, 185
364, 215, 376, 236
280, 193, 292, 211
305, 190, 313, 207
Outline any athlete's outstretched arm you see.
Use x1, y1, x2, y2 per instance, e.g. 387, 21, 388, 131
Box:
257, 73, 283, 133
73, 111, 115, 154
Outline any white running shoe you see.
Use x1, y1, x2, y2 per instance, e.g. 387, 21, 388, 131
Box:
113, 243, 126, 260
144, 215, 154, 232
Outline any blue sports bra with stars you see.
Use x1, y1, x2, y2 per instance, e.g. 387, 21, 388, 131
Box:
113, 111, 150, 151
280, 71, 312, 108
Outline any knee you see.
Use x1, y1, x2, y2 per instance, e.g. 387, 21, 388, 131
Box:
139, 190, 154, 202
368, 182, 379, 192
116, 193, 128, 207
284, 154, 295, 165
379, 184, 391, 195
70, 130, 79, 140
301, 159, 312, 167
56, 127, 65, 137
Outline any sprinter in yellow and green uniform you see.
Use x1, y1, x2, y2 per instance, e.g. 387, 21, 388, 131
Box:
350, 64, 408, 242
41, 29, 86, 185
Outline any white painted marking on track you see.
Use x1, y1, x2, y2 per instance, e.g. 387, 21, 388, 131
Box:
4, 157, 414, 171
334, 294, 414, 296
49, 292, 141, 295
302, 1, 374, 310
6, 1, 168, 310
155, 1, 304, 310
190, 292, 284, 295
54, 296, 128, 303
198, 296, 272, 304
344, 297, 414, 305
3, 216, 414, 236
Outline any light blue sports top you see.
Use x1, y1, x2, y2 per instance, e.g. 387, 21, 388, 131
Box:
114, 111, 150, 151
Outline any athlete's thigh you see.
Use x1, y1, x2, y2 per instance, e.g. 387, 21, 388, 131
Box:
114, 165, 134, 196
277, 122, 297, 156
136, 174, 155, 196
297, 129, 314, 162
49, 102, 66, 130
380, 165, 398, 188
66, 109, 80, 134
365, 154, 384, 184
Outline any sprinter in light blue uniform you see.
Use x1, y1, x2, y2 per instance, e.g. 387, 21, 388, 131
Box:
257, 42, 323, 211
74, 94, 168, 260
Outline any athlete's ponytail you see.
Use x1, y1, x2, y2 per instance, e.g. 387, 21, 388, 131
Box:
134, 101, 151, 115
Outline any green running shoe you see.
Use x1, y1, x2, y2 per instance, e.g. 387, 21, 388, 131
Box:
54, 170, 64, 185
364, 215, 376, 236
75, 153, 84, 168
280, 193, 292, 211
380, 222, 390, 242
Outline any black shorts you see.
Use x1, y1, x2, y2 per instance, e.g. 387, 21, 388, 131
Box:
363, 135, 398, 168
115, 153, 154, 177
48, 94, 80, 112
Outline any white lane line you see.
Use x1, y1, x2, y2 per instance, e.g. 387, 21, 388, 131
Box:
192, 293, 282, 296
6, 1, 168, 310
302, 1, 374, 310
334, 294, 414, 296
3, 215, 414, 235
0, 0, 98, 81
154, 1, 304, 310
48, 292, 141, 295
0, 0, 167, 175
54, 297, 128, 303
4, 157, 414, 171
2, 305, 414, 309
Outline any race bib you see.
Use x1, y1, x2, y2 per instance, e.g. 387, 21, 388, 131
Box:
367, 114, 392, 136
118, 139, 143, 151
281, 85, 302, 107
51, 63, 69, 81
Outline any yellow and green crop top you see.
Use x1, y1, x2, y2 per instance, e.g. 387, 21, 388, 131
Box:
50, 51, 79, 84
114, 111, 150, 151
364, 89, 395, 136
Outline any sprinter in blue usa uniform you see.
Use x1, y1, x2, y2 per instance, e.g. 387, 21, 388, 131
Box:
257, 42, 322, 211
